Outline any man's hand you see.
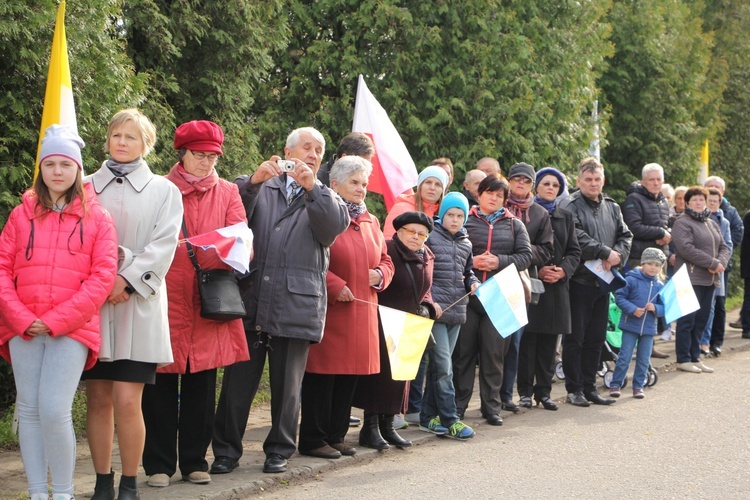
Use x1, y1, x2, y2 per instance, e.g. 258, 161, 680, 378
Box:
250, 156, 284, 184
288, 160, 315, 191
540, 265, 565, 284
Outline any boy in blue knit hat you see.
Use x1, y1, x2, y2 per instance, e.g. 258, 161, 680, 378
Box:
419, 192, 480, 439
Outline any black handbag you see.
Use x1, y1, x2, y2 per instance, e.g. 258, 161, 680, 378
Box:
182, 220, 246, 321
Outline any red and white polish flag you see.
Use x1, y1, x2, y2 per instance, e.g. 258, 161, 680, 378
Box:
186, 222, 254, 274
352, 74, 418, 210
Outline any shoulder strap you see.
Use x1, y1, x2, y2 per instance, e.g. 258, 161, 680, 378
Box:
181, 218, 201, 272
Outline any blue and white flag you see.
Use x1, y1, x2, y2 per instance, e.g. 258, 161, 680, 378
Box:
658, 264, 700, 324
475, 263, 528, 338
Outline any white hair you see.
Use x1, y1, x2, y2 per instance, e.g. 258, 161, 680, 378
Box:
642, 163, 664, 179
704, 175, 726, 190
329, 155, 373, 185
286, 127, 326, 152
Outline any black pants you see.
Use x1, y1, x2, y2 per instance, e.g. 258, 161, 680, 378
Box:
517, 331, 559, 400
142, 366, 217, 476
299, 373, 357, 451
452, 296, 510, 416
563, 281, 609, 394
212, 332, 309, 460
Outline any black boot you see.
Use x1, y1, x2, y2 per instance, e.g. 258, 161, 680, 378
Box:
118, 475, 140, 500
90, 470, 115, 500
358, 412, 390, 450
379, 414, 412, 449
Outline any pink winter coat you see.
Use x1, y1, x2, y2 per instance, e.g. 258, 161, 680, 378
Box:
0, 184, 118, 369
306, 212, 394, 375
381, 192, 440, 239
159, 164, 249, 374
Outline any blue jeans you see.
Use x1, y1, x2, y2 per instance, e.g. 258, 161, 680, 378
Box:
611, 331, 654, 390
420, 323, 461, 426
407, 354, 427, 414
9, 334, 88, 496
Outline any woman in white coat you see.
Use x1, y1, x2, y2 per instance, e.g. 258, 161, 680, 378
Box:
83, 109, 183, 500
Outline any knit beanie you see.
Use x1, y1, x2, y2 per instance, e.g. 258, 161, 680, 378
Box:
535, 167, 567, 197
174, 120, 224, 154
417, 165, 449, 193
39, 124, 85, 169
641, 247, 667, 266
508, 162, 536, 184
438, 191, 470, 224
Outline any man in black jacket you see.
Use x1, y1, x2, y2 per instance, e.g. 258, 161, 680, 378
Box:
621, 163, 671, 358
558, 158, 632, 407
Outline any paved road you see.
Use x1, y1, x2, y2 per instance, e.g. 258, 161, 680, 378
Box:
255, 351, 750, 500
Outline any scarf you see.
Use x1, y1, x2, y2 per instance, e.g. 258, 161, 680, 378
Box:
685, 206, 710, 223
476, 206, 506, 225
506, 193, 533, 222
106, 157, 143, 177
177, 163, 214, 184
534, 194, 556, 215
344, 200, 367, 221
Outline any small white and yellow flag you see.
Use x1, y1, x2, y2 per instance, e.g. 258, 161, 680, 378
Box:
378, 305, 434, 381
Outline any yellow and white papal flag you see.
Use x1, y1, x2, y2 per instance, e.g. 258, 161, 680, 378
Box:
378, 305, 434, 381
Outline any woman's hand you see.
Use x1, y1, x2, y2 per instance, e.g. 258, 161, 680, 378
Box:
336, 285, 354, 302
25, 319, 50, 337
433, 303, 443, 319
711, 263, 726, 274
368, 269, 382, 287
474, 251, 499, 272
108, 275, 131, 304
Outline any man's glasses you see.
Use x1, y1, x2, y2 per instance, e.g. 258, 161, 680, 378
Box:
189, 150, 219, 162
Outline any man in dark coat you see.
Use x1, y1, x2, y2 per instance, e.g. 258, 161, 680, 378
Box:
621, 163, 671, 358
211, 127, 349, 475
316, 132, 374, 187
558, 157, 632, 408
462, 169, 486, 207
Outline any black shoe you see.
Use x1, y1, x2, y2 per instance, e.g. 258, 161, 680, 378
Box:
700, 347, 710, 356
263, 453, 288, 474
566, 392, 591, 407
210, 456, 239, 474
710, 345, 722, 356
519, 396, 533, 408
91, 470, 115, 500
349, 415, 361, 427
650, 348, 670, 359
484, 413, 503, 426
379, 414, 412, 448
584, 390, 616, 405
501, 400, 519, 413
117, 475, 140, 500
329, 442, 357, 456
743, 331, 750, 339
299, 444, 342, 459
536, 397, 558, 411
456, 408, 465, 420
358, 412, 390, 450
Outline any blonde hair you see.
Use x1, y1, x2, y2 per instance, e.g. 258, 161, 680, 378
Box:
103, 108, 157, 157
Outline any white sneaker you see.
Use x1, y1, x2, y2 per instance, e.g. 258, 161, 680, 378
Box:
30, 494, 49, 500
404, 412, 420, 424
392, 414, 408, 429
51, 495, 73, 500
697, 362, 714, 373
676, 362, 701, 373
660, 329, 674, 341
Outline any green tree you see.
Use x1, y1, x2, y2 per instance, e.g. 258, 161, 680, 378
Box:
0, 0, 147, 224
599, 0, 718, 201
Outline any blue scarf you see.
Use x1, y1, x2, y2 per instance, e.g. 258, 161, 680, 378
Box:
534, 195, 556, 214
476, 207, 506, 225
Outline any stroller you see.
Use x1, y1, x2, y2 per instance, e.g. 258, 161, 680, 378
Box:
599, 293, 659, 388
554, 294, 659, 388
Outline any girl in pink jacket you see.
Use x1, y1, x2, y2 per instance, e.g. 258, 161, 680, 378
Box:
0, 125, 118, 500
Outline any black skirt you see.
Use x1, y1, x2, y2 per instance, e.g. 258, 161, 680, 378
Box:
82, 359, 158, 385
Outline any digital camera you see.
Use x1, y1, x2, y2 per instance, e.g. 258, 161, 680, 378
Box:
277, 159, 296, 172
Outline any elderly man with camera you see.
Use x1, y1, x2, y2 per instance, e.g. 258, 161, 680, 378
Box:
211, 127, 349, 475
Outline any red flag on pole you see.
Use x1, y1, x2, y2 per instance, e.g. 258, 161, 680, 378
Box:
352, 75, 418, 210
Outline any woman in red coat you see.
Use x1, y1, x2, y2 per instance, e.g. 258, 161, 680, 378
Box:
141, 121, 249, 488
299, 156, 394, 458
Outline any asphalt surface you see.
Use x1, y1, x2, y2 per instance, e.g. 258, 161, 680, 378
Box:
0, 311, 748, 499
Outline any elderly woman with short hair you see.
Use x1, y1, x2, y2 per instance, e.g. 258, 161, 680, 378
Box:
299, 156, 394, 458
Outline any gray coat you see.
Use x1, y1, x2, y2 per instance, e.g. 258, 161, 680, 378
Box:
86, 161, 183, 365
672, 211, 730, 287
559, 191, 633, 286
235, 174, 349, 343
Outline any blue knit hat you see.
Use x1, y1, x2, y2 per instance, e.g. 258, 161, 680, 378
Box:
535, 167, 567, 198
438, 191, 470, 224
39, 124, 85, 169
417, 165, 449, 193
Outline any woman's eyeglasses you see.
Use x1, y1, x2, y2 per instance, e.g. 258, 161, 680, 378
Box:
399, 228, 429, 241
189, 150, 219, 162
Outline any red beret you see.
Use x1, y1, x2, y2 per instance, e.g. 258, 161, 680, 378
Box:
174, 120, 224, 154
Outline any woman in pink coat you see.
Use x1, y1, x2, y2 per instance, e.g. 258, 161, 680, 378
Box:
381, 165, 448, 239
141, 120, 249, 488
0, 125, 118, 500
299, 156, 394, 458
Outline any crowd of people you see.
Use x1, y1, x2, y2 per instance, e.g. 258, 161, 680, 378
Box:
0, 109, 746, 500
